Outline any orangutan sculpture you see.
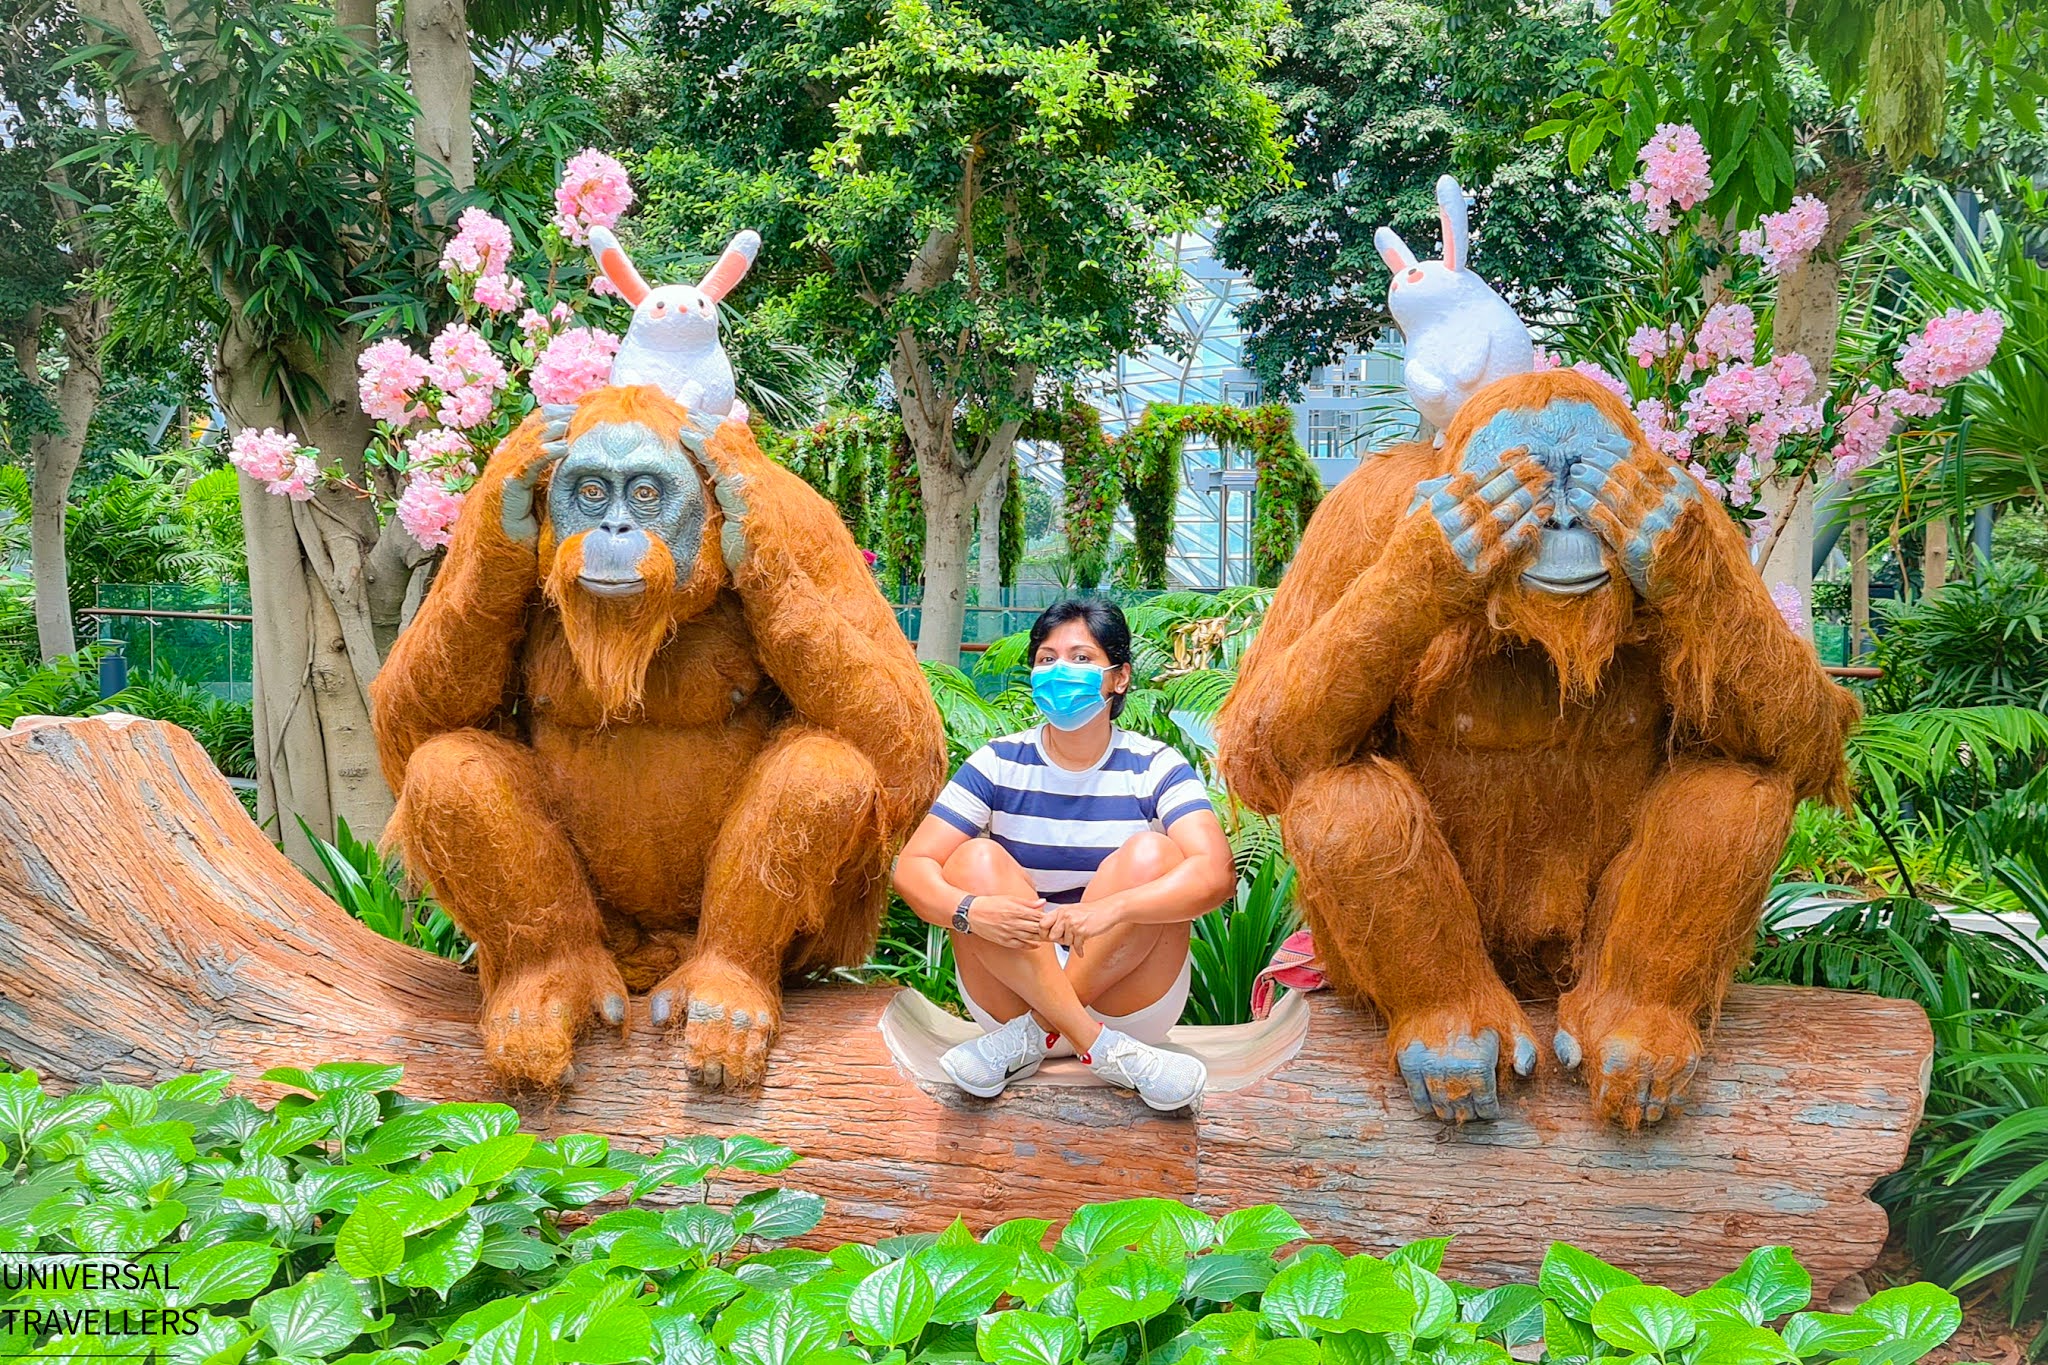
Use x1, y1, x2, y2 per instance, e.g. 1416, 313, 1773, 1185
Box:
1214, 368, 1859, 1127
369, 385, 945, 1091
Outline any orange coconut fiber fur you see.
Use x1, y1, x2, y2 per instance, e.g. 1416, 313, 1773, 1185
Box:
1213, 368, 1859, 1128
369, 384, 946, 1093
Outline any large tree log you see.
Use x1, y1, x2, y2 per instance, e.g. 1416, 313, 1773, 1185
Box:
0, 715, 1931, 1295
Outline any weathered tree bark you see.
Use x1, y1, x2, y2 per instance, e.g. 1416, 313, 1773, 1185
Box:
1849, 515, 1871, 659
11, 294, 110, 662
975, 455, 1007, 608
0, 712, 1934, 1296
403, 0, 474, 218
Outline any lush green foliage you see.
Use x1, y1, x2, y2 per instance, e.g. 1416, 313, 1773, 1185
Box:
301, 817, 468, 962
1214, 0, 1618, 395
1186, 852, 1300, 1028
0, 1063, 1969, 1365
1865, 566, 2048, 712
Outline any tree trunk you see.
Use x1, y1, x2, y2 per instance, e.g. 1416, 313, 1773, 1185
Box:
915, 464, 978, 664
1765, 176, 1869, 631
20, 298, 110, 661
403, 0, 474, 218
975, 455, 1007, 609
216, 316, 403, 867
1920, 517, 1948, 601
1849, 515, 1870, 660
0, 713, 1934, 1297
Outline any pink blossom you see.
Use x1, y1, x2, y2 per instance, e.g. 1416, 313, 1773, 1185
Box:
589, 272, 622, 299
519, 302, 574, 343
396, 472, 467, 550
1626, 323, 1685, 369
1532, 345, 1561, 370
270, 454, 320, 502
426, 323, 508, 430
358, 338, 432, 426
531, 326, 621, 404
1828, 384, 1945, 479
1768, 353, 1818, 406
1769, 582, 1808, 635
1693, 304, 1756, 365
1629, 124, 1713, 233
473, 272, 527, 314
403, 426, 473, 473
439, 207, 514, 278
553, 149, 634, 246
1738, 195, 1829, 278
228, 427, 300, 484
1898, 308, 2005, 391
1634, 398, 1693, 462
1746, 512, 1776, 553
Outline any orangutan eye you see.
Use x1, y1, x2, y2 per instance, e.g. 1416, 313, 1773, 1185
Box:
577, 480, 604, 502
631, 482, 660, 504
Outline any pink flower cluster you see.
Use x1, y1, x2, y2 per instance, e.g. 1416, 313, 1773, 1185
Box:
531, 326, 621, 405
360, 339, 432, 425
1678, 353, 1823, 501
1627, 323, 1685, 368
426, 324, 509, 429
1738, 196, 1828, 278
229, 427, 321, 502
1770, 582, 1809, 635
396, 472, 466, 550
520, 302, 574, 343
440, 207, 512, 277
1629, 124, 1713, 233
1692, 303, 1756, 367
1898, 308, 2005, 391
1828, 385, 1945, 479
554, 149, 634, 245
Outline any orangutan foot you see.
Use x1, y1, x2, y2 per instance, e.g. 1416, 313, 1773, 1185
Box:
648, 953, 780, 1089
1554, 996, 1702, 1128
479, 947, 629, 1091
1387, 999, 1538, 1123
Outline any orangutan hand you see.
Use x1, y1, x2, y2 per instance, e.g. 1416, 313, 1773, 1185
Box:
677, 418, 751, 573
1564, 454, 1700, 598
497, 403, 577, 547
1406, 452, 1556, 590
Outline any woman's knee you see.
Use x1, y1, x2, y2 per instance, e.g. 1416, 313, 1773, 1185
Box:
941, 837, 1029, 894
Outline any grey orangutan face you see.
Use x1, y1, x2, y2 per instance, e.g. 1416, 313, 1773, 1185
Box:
545, 420, 708, 598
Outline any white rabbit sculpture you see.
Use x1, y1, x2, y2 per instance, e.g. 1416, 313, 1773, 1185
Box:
587, 225, 760, 423
1375, 175, 1533, 444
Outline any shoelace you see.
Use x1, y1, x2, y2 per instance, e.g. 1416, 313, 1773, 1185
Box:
1099, 1035, 1160, 1087
988, 1021, 1036, 1073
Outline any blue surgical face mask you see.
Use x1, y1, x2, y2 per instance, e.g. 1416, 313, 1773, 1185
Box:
1032, 660, 1110, 731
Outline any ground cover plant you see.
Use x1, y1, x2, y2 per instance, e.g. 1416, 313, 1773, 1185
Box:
0, 1064, 1969, 1365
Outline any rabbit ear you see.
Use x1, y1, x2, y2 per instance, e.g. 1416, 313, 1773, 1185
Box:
586, 225, 650, 307
1435, 175, 1470, 273
697, 230, 761, 303
1375, 226, 1416, 273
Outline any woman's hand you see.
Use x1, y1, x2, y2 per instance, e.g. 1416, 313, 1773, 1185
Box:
1048, 897, 1124, 951
967, 895, 1051, 949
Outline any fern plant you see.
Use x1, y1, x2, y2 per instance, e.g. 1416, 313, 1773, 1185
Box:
299, 815, 469, 961
1185, 851, 1301, 1027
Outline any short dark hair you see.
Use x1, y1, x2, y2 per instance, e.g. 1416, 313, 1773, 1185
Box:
1026, 597, 1133, 718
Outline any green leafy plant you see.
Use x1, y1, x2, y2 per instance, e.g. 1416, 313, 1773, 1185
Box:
1186, 851, 1301, 1027
0, 646, 115, 725
299, 816, 469, 961
0, 1063, 1970, 1365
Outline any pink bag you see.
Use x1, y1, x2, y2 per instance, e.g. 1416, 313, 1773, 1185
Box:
1251, 929, 1327, 1020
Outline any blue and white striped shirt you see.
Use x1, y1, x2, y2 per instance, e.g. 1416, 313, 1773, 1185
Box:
932, 726, 1215, 905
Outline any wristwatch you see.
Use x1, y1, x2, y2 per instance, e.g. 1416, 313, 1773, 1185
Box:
952, 894, 976, 934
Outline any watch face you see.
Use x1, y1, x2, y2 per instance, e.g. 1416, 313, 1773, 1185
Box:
953, 906, 972, 932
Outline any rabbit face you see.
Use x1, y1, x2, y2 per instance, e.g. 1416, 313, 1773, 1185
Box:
1386, 260, 1464, 326
631, 285, 719, 350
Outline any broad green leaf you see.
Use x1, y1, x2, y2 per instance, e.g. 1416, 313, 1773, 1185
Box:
1217, 1206, 1307, 1254
1688, 1287, 1761, 1326
847, 1256, 936, 1348
469, 1307, 554, 1365
421, 1134, 534, 1189
1851, 1283, 1962, 1364
72, 1198, 187, 1253
1397, 1260, 1457, 1339
716, 1135, 800, 1174
984, 1218, 1054, 1249
645, 1308, 717, 1365
718, 1294, 836, 1365
665, 1204, 739, 1261
1008, 1244, 1075, 1307
1261, 1252, 1344, 1337
609, 1228, 693, 1272
1781, 1312, 1887, 1356
1388, 1237, 1451, 1272
660, 1266, 745, 1317
1463, 1284, 1544, 1344
918, 1240, 1017, 1322
1183, 1250, 1278, 1304
555, 1134, 609, 1167
334, 1208, 405, 1279
262, 1062, 405, 1095
1540, 1243, 1641, 1321
1059, 1198, 1175, 1257
1545, 1300, 1600, 1360
169, 1241, 281, 1307
392, 1211, 483, 1298
1337, 1257, 1413, 1335
250, 1271, 371, 1357
1186, 1310, 1261, 1354
1692, 1323, 1798, 1365
1255, 1340, 1321, 1364
977, 1309, 1081, 1365
732, 1187, 825, 1241
561, 1304, 652, 1365
1325, 1330, 1404, 1365
1591, 1284, 1698, 1355
1714, 1247, 1811, 1320
83, 1133, 187, 1197
1076, 1249, 1181, 1339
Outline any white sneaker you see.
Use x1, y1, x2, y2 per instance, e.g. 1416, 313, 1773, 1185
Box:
940, 1014, 1050, 1098
1085, 1027, 1208, 1112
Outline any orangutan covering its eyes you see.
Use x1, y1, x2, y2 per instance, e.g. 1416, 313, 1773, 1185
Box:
369, 384, 945, 1093
1214, 368, 1860, 1129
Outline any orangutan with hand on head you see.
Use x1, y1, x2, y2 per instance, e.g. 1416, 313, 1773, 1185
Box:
1214, 367, 1859, 1128
369, 384, 945, 1093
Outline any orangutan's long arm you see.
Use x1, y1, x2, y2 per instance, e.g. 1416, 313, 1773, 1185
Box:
686, 421, 946, 836
1649, 504, 1861, 804
369, 417, 555, 789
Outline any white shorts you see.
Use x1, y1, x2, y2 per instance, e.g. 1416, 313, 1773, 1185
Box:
957, 942, 1193, 1050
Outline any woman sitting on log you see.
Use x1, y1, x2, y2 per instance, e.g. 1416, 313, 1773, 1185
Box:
892, 598, 1238, 1111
